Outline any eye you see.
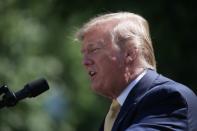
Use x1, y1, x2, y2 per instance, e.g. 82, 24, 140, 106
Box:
91, 48, 100, 53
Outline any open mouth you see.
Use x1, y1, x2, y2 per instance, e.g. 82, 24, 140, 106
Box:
89, 71, 97, 79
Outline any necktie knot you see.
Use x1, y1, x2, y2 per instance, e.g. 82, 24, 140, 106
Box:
110, 100, 121, 116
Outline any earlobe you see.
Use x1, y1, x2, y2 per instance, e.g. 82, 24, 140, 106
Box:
128, 56, 133, 62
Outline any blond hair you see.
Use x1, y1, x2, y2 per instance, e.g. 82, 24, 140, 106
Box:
76, 12, 156, 70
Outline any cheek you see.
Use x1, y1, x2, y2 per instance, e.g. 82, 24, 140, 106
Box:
100, 60, 122, 80
97, 51, 124, 73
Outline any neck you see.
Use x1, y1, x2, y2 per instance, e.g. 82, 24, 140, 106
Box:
109, 67, 145, 100
125, 67, 145, 84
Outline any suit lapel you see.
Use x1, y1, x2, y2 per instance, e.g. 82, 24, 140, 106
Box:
112, 69, 159, 131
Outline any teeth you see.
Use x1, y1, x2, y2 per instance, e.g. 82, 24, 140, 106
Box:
89, 71, 96, 76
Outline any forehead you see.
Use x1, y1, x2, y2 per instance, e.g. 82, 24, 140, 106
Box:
81, 25, 109, 49
81, 20, 120, 51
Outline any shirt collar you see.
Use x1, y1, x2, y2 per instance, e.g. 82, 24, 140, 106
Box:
117, 70, 147, 106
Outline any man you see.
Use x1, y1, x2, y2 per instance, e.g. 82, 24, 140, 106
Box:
76, 12, 197, 131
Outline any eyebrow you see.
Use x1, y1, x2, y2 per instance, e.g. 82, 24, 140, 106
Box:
81, 41, 104, 53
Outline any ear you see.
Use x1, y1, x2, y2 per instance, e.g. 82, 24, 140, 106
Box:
124, 46, 138, 64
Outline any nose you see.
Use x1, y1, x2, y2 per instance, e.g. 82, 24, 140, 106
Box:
82, 55, 94, 66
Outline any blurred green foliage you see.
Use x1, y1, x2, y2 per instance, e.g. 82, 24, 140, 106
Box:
0, 0, 196, 131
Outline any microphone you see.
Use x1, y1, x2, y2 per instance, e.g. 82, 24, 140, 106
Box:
15, 78, 49, 101
0, 78, 50, 109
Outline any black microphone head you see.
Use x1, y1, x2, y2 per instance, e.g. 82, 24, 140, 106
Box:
24, 78, 49, 97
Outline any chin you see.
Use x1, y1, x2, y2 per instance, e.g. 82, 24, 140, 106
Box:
91, 85, 100, 92
91, 85, 112, 98
91, 84, 103, 93
90, 84, 97, 91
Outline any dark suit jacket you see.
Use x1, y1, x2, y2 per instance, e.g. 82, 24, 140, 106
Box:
100, 69, 197, 131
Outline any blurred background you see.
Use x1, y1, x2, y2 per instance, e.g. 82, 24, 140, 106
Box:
0, 0, 196, 131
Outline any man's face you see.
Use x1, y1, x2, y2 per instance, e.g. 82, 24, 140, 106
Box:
81, 25, 126, 98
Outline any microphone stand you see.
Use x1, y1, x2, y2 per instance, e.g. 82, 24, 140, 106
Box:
0, 78, 49, 109
0, 85, 18, 109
